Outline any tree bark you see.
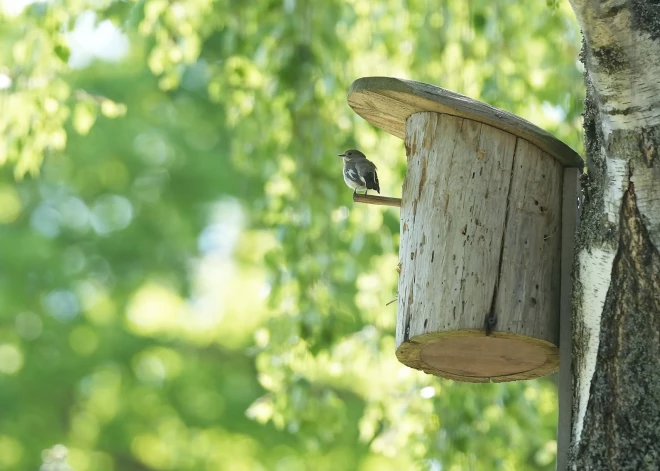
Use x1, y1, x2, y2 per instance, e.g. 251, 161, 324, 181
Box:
567, 1, 660, 469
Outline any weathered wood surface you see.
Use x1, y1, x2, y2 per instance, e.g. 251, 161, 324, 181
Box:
396, 330, 559, 383
557, 168, 580, 471
396, 112, 562, 382
494, 139, 563, 342
347, 77, 583, 169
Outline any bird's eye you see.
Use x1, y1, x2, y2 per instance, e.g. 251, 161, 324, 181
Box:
347, 151, 352, 155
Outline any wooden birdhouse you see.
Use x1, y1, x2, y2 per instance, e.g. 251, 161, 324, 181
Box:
347, 77, 582, 383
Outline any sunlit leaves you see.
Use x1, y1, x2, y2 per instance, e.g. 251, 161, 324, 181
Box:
1, 0, 582, 469
0, 4, 128, 177
73, 100, 98, 135
136, 0, 215, 90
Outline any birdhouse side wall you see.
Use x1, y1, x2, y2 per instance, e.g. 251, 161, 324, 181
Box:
396, 112, 563, 348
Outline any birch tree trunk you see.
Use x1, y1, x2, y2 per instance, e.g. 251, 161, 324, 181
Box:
567, 1, 660, 469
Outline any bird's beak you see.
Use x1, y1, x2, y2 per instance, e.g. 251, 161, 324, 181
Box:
337, 153, 345, 157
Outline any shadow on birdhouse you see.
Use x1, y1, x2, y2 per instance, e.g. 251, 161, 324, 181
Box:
347, 77, 582, 383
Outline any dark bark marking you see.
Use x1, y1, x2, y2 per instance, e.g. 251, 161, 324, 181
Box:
592, 44, 629, 74
641, 128, 657, 167
405, 136, 416, 162
403, 277, 415, 342
418, 155, 428, 200
605, 106, 642, 116
602, 3, 626, 18
610, 125, 660, 169
629, 0, 660, 41
572, 183, 660, 470
485, 138, 518, 334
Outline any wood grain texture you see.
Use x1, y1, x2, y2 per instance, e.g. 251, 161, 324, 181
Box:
352, 193, 401, 207
395, 330, 559, 383
556, 168, 580, 471
420, 337, 548, 377
396, 112, 561, 382
347, 76, 583, 169
397, 113, 517, 344
493, 139, 564, 343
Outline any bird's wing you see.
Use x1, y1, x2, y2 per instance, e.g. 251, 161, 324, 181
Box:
344, 166, 365, 186
355, 159, 377, 173
356, 160, 380, 193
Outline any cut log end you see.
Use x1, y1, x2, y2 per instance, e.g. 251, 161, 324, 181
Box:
396, 330, 559, 383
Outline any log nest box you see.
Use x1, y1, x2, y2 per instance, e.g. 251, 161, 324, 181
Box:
348, 77, 583, 383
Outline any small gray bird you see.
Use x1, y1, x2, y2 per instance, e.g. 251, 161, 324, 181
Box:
338, 149, 380, 195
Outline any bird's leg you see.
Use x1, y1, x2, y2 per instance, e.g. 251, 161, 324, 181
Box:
365, 189, 369, 195
353, 188, 356, 196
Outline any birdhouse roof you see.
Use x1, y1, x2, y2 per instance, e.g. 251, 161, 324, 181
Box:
347, 77, 583, 168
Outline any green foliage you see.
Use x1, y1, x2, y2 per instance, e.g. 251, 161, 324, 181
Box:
0, 0, 583, 470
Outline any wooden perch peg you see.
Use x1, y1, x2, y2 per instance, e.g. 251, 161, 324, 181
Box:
353, 193, 402, 207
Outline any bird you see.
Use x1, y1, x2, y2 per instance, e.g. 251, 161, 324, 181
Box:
338, 149, 380, 196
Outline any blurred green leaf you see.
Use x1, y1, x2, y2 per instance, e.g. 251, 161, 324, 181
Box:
54, 44, 70, 63
0, 0, 583, 470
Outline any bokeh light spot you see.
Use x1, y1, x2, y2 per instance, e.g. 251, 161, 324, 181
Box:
91, 194, 133, 234
0, 185, 22, 223
0, 344, 24, 374
69, 325, 99, 356
0, 435, 23, 468
43, 290, 80, 322
15, 312, 43, 340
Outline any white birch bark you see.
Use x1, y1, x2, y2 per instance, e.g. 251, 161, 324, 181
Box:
567, 1, 660, 468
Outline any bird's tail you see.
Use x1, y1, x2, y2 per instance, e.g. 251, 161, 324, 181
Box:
364, 173, 380, 193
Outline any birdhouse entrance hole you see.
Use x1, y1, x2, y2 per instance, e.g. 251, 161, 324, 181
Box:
347, 77, 583, 383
